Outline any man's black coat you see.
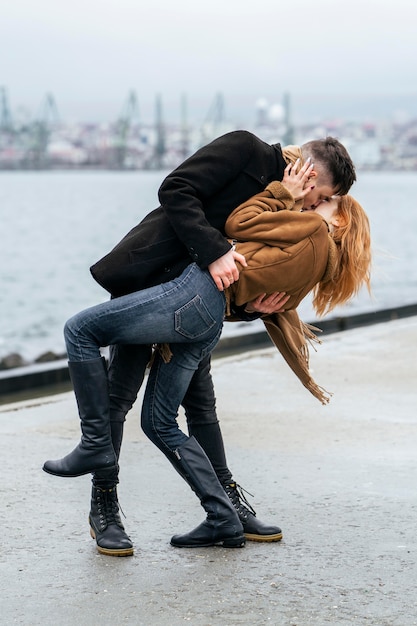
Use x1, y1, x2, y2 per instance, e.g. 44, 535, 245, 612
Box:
90, 130, 286, 297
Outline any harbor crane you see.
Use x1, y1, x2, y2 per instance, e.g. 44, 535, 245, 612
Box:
113, 90, 140, 169
28, 92, 59, 168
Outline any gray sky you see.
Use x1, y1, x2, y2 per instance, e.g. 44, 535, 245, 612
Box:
2, 0, 416, 124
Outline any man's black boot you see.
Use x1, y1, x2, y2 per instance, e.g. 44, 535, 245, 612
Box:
170, 437, 245, 548
90, 421, 134, 556
224, 482, 283, 542
43, 358, 116, 477
89, 485, 134, 557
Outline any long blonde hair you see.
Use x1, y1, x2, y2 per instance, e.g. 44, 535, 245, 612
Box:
312, 195, 372, 316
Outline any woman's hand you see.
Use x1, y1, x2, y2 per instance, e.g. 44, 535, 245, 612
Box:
208, 248, 247, 291
282, 158, 315, 201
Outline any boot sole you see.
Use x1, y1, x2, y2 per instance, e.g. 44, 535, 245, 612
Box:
171, 536, 246, 549
42, 464, 117, 478
244, 532, 283, 542
90, 528, 134, 557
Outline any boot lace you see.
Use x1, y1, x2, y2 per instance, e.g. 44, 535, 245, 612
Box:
96, 488, 124, 530
224, 482, 257, 520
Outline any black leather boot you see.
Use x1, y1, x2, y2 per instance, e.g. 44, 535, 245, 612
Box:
43, 357, 116, 477
224, 482, 283, 542
89, 485, 133, 557
90, 424, 134, 556
170, 437, 245, 548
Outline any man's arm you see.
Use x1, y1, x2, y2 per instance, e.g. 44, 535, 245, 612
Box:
229, 292, 290, 321
208, 248, 247, 291
158, 131, 258, 269
244, 292, 290, 314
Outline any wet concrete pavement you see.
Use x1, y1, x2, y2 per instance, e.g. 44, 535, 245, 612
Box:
1, 317, 417, 625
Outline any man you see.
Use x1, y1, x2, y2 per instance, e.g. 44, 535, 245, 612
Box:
87, 130, 356, 556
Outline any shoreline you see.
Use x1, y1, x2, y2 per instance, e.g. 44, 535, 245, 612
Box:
1, 303, 416, 403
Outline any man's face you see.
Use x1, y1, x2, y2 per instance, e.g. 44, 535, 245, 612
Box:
301, 183, 336, 210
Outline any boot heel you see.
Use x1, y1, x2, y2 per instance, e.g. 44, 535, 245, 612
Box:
221, 533, 246, 548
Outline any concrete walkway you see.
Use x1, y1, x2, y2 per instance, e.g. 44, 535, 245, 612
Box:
1, 317, 416, 626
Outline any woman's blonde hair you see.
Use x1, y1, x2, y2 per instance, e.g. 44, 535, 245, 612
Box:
312, 195, 371, 316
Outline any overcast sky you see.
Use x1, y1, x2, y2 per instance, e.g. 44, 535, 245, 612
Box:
1, 0, 416, 124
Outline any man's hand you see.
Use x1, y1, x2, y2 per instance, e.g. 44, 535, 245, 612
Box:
208, 249, 247, 291
244, 292, 290, 314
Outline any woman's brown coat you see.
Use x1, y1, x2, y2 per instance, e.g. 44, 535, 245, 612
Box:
225, 181, 338, 404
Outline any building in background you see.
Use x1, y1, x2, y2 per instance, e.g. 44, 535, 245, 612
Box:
1, 87, 417, 171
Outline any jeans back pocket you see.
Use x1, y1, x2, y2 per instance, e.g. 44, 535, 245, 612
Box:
174, 295, 217, 340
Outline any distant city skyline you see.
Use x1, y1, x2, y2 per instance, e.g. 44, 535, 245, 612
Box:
3, 88, 417, 128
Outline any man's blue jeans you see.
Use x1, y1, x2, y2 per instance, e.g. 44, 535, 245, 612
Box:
64, 263, 226, 455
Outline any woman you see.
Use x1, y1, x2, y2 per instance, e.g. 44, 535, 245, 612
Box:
43, 161, 371, 548
224, 173, 371, 404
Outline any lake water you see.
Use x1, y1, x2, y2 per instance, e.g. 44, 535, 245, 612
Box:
1, 170, 416, 362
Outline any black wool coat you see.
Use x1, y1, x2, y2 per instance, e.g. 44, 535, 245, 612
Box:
90, 130, 287, 297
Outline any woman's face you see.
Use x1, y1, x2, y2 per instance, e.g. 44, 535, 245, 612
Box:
313, 197, 339, 221
304, 197, 340, 232
302, 196, 339, 233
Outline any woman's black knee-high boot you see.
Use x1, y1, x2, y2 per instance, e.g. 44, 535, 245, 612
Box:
170, 437, 245, 548
43, 357, 116, 477
187, 421, 233, 485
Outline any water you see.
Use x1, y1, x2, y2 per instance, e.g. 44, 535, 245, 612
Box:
1, 170, 416, 362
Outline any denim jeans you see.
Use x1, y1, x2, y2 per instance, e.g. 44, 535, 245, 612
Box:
64, 263, 226, 454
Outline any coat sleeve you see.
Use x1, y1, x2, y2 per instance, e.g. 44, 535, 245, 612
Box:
225, 182, 323, 246
158, 130, 257, 268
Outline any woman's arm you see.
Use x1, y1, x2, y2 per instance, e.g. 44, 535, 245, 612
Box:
225, 160, 316, 244
226, 195, 322, 246
225, 182, 294, 238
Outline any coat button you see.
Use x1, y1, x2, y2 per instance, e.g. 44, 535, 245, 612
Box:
260, 175, 265, 182
164, 267, 171, 273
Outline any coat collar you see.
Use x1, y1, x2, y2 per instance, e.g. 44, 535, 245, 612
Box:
281, 145, 303, 165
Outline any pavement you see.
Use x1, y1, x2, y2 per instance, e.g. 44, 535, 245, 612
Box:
1, 317, 417, 626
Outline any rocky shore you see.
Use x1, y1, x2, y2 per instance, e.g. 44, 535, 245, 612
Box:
2, 302, 417, 374
0, 350, 67, 371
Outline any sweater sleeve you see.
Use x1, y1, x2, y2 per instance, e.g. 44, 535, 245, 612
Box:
158, 131, 256, 268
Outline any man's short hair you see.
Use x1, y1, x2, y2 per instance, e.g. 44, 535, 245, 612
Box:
301, 137, 356, 196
